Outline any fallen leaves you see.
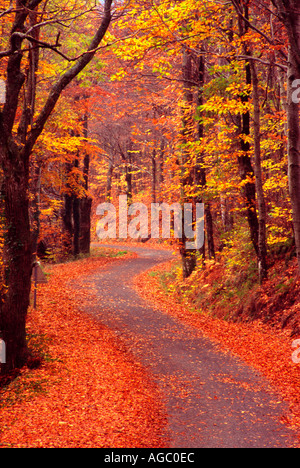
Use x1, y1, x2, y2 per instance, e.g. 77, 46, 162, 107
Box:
133, 260, 300, 444
0, 252, 167, 448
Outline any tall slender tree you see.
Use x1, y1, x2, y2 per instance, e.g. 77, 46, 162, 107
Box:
270, 0, 300, 272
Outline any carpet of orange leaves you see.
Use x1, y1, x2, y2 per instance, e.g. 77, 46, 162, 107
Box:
0, 254, 167, 448
134, 260, 300, 446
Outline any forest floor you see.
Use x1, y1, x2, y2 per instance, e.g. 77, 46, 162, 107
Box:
0, 249, 167, 448
0, 244, 299, 448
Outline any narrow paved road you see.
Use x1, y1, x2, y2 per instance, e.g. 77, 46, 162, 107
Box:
80, 244, 297, 448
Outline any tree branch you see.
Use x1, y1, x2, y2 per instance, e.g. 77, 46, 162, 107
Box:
237, 54, 287, 71
24, 0, 113, 156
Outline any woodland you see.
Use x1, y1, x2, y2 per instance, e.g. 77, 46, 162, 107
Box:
0, 0, 300, 431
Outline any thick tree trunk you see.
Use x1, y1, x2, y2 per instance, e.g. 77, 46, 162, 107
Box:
0, 145, 32, 374
287, 50, 300, 271
272, 0, 300, 271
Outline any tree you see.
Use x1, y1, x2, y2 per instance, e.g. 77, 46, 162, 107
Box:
234, 0, 260, 257
0, 0, 113, 374
179, 49, 197, 278
270, 0, 300, 272
250, 60, 268, 282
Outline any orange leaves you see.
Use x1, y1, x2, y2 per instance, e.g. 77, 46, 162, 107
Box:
134, 259, 300, 443
0, 254, 166, 448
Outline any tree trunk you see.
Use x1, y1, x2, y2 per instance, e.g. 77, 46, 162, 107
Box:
179, 49, 197, 278
79, 111, 91, 255
73, 196, 81, 257
250, 60, 268, 282
287, 49, 300, 271
272, 0, 300, 271
238, 81, 259, 255
236, 0, 259, 255
80, 197, 92, 254
106, 160, 114, 202
151, 149, 156, 204
62, 162, 74, 255
73, 156, 81, 257
195, 53, 215, 261
205, 205, 215, 260
125, 151, 133, 204
0, 145, 32, 374
159, 139, 165, 203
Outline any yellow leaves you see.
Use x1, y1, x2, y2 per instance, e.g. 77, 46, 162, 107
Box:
269, 206, 292, 222
39, 132, 85, 155
264, 174, 288, 193
267, 227, 290, 247
111, 69, 128, 81
36, 61, 59, 80
114, 0, 227, 75
202, 94, 252, 116
225, 82, 252, 98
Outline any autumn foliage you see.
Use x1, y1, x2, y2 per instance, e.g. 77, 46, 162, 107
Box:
0, 0, 300, 448
0, 252, 167, 448
134, 259, 300, 438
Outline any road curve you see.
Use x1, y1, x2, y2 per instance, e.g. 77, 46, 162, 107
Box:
80, 244, 297, 448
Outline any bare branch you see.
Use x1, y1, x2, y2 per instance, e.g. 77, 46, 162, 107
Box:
236, 55, 288, 71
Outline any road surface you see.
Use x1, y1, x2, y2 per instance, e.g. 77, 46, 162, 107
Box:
79, 244, 297, 448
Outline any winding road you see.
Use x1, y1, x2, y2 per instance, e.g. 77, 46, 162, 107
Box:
80, 244, 297, 448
